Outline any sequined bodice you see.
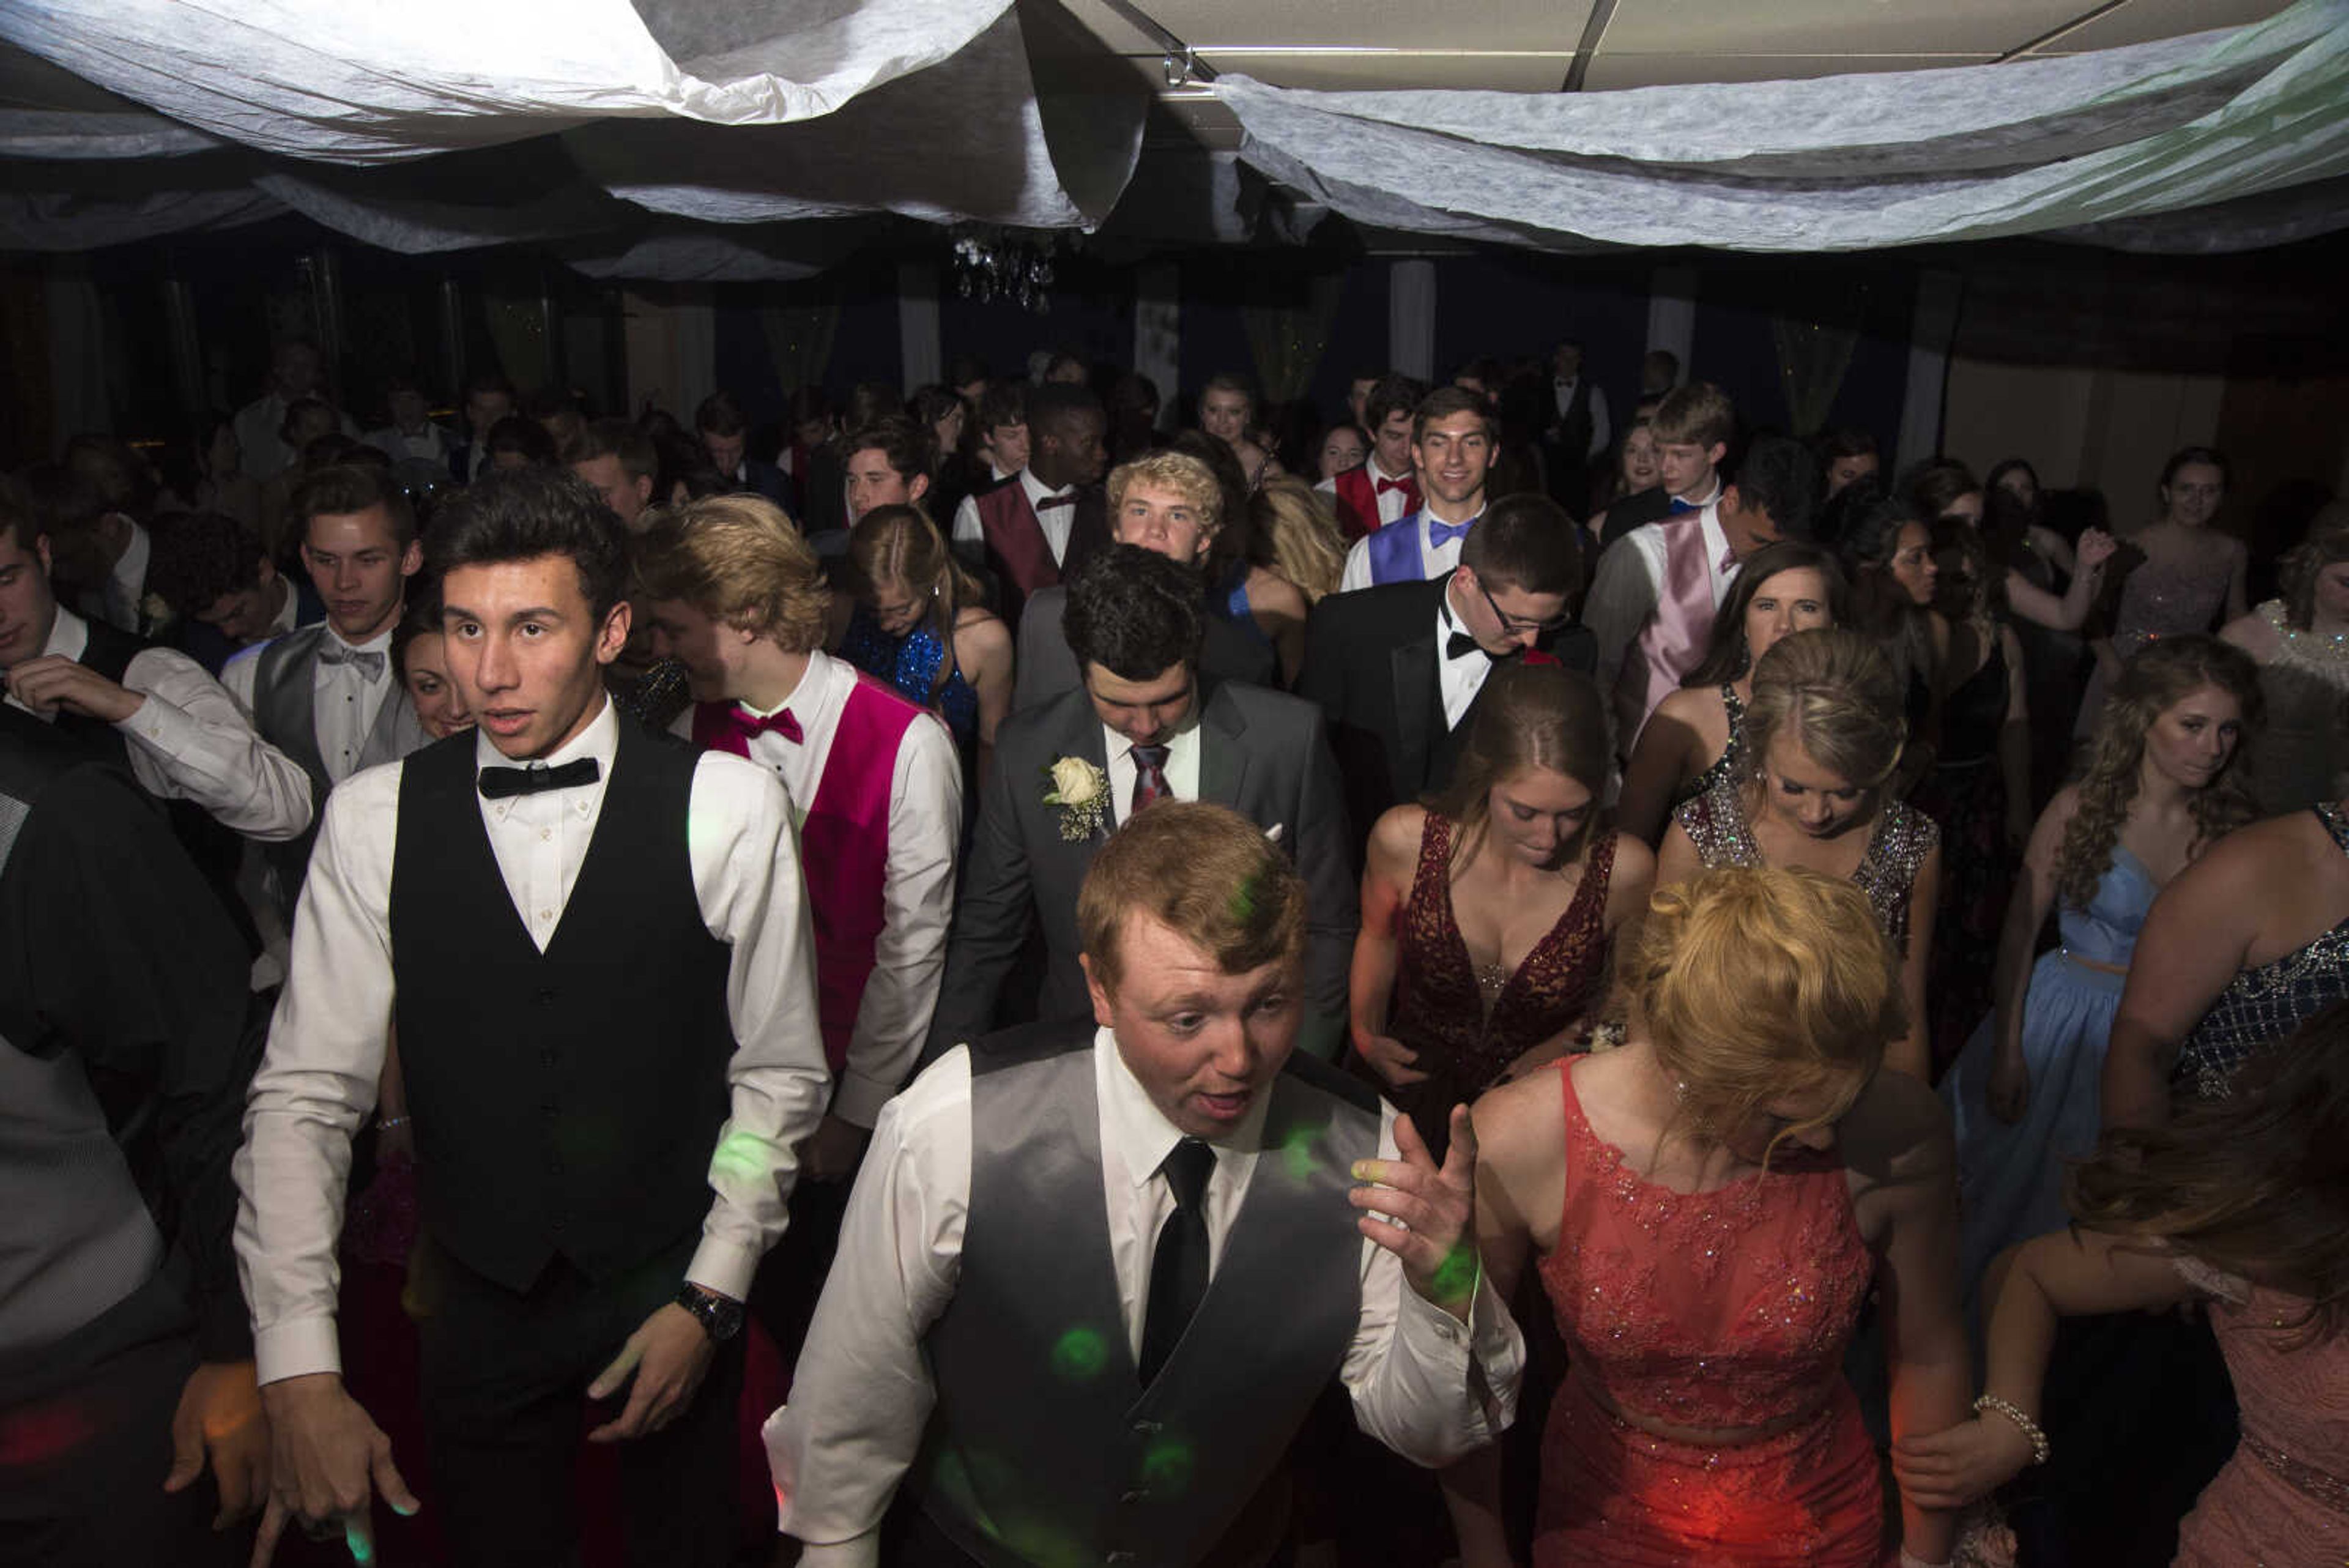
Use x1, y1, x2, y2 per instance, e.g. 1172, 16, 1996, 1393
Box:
2112, 555, 2230, 652
1674, 780, 1939, 953
2055, 844, 2158, 971
1538, 1060, 1872, 1431
1390, 816, 1616, 1100
1670, 683, 1746, 811
839, 604, 978, 745
2176, 801, 2349, 1101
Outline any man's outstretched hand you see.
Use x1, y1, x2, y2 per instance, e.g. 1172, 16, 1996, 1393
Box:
166, 1358, 271, 1528
251, 1373, 415, 1568
1349, 1104, 1480, 1321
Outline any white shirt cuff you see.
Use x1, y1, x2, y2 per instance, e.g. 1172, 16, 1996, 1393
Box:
254, 1314, 346, 1388
686, 1233, 763, 1304
114, 687, 188, 751
832, 1070, 899, 1129
793, 1532, 881, 1568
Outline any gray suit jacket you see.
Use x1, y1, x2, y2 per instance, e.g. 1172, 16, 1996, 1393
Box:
930, 679, 1356, 1059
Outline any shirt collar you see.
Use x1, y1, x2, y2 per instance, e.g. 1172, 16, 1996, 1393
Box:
42, 606, 87, 663
1367, 455, 1410, 487
1100, 694, 1200, 768
1094, 1025, 1274, 1189
1699, 503, 1732, 567
472, 689, 617, 774
324, 620, 396, 658
267, 578, 300, 637
1020, 467, 1075, 510
738, 647, 831, 721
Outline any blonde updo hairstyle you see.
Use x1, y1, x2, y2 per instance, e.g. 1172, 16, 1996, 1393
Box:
1739, 627, 1909, 795
1624, 866, 1905, 1165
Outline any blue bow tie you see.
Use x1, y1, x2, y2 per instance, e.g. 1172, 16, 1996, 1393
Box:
1669, 497, 1698, 515
1427, 515, 1477, 548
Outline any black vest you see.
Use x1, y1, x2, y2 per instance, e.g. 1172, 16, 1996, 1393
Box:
55, 619, 259, 956
387, 715, 734, 1293
915, 1020, 1379, 1568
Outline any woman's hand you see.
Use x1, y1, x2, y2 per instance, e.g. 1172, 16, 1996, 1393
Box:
1356, 1033, 1428, 1087
2075, 529, 2118, 571
1986, 1050, 2030, 1125
1891, 1414, 2036, 1512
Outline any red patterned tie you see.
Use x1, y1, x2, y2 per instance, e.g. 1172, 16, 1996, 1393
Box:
1130, 743, 1171, 814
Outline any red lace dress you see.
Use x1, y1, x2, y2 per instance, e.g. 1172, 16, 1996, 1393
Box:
1387, 818, 1618, 1141
1534, 1058, 1882, 1566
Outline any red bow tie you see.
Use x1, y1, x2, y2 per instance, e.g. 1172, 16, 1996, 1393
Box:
1376, 477, 1412, 496
724, 705, 802, 747
1036, 492, 1077, 510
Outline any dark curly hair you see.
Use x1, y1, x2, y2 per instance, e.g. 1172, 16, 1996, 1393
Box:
426, 467, 629, 621
1062, 543, 1204, 682
146, 510, 271, 618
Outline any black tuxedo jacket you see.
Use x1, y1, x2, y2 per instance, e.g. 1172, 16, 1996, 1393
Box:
1296, 573, 1596, 856
1599, 484, 1674, 548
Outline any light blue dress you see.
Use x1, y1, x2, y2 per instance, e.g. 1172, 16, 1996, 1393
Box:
1943, 844, 2158, 1287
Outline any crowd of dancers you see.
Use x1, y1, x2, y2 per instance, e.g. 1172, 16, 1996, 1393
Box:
1, 338, 2344, 1568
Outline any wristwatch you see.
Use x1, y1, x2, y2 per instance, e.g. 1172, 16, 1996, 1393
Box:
673, 1284, 744, 1342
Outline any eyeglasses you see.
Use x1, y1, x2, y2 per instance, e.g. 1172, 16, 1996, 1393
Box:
1475, 577, 1572, 636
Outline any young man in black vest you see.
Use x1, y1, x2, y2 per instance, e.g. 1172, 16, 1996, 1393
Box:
235, 468, 832, 1567
771, 801, 1523, 1567
0, 475, 314, 949
221, 462, 432, 924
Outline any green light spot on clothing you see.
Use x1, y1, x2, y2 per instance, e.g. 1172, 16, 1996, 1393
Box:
1050, 1325, 1109, 1380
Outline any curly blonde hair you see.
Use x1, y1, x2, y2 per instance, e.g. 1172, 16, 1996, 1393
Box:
2051, 635, 2263, 910
1625, 866, 1904, 1167
1107, 450, 1223, 538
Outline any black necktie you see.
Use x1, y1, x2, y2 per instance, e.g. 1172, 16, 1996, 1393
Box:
1138, 1139, 1215, 1386
1446, 631, 1486, 661
477, 757, 601, 800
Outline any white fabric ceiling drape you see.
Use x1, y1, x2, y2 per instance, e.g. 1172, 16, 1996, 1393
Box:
1214, 0, 2349, 255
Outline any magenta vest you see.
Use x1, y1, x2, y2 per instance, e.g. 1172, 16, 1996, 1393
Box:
691, 672, 927, 1071
1331, 464, 1417, 543
1619, 513, 1727, 752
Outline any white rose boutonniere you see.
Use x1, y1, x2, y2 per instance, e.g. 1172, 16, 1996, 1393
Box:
1042, 755, 1110, 842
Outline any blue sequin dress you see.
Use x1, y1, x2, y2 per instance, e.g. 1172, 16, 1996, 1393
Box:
2172, 801, 2349, 1101
1944, 843, 2157, 1285
838, 603, 979, 756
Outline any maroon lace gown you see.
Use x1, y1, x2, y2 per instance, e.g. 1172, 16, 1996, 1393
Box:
1534, 1058, 1882, 1566
1385, 816, 1617, 1143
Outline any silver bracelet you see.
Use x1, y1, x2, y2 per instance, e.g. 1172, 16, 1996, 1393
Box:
1973, 1392, 2050, 1465
376, 1114, 410, 1132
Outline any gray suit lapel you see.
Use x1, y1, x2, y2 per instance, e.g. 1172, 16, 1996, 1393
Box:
1198, 685, 1249, 809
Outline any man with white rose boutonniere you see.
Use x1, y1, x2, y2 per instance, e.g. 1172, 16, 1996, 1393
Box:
930, 544, 1358, 1061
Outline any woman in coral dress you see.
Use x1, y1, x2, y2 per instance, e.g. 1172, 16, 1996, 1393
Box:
1456, 866, 1970, 1567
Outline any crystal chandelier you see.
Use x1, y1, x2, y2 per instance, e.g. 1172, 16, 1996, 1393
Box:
951, 227, 1057, 313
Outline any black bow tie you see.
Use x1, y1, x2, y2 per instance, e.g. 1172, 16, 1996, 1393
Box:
1445, 632, 1488, 661
478, 757, 601, 800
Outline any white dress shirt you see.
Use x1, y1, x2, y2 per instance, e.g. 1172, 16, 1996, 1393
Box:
1314, 456, 1418, 532
1337, 507, 1480, 595
99, 519, 150, 634
1104, 713, 1203, 827
1435, 584, 1497, 730
676, 651, 963, 1126
221, 622, 399, 784
765, 1031, 1524, 1567
1584, 499, 1739, 736
951, 469, 1078, 565
365, 423, 451, 467
9, 608, 313, 839
232, 696, 831, 1384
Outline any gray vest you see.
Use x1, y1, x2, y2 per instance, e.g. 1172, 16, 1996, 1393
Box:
0, 767, 162, 1358
914, 1028, 1379, 1568
250, 624, 426, 921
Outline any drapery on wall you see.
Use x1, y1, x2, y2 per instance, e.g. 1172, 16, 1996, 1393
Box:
1214, 0, 2349, 256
